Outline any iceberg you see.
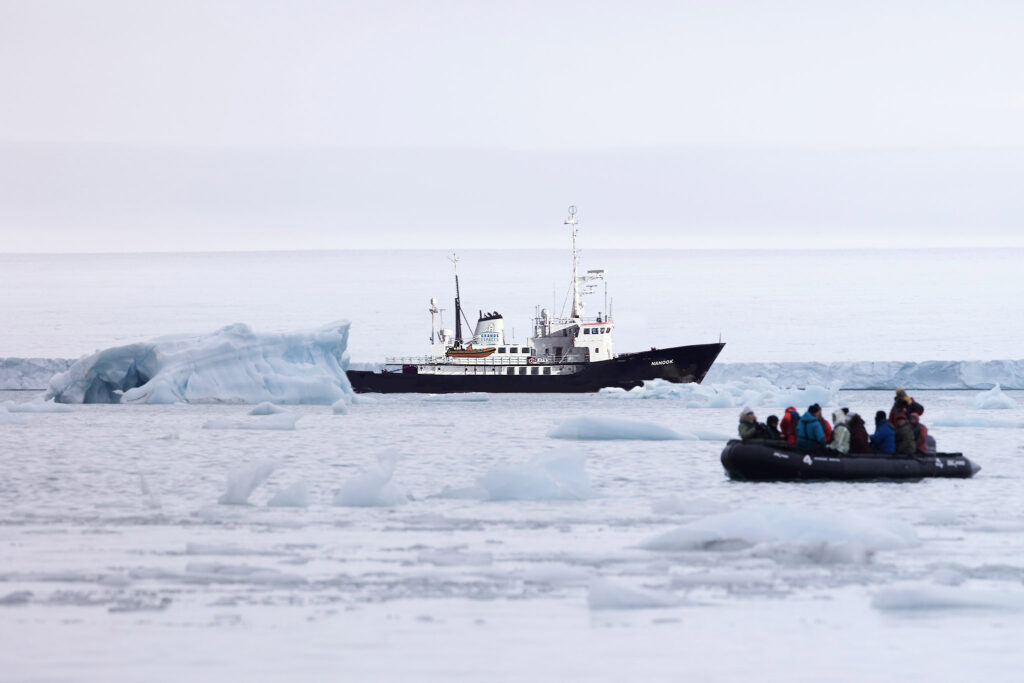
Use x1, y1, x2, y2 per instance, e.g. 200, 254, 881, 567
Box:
47, 322, 352, 404
0, 357, 73, 390
970, 384, 1019, 410
218, 459, 278, 505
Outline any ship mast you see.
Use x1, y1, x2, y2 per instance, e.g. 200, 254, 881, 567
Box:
565, 205, 581, 318
449, 252, 463, 347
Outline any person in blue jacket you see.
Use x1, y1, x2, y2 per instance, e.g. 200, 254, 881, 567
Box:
870, 409, 896, 454
796, 404, 827, 451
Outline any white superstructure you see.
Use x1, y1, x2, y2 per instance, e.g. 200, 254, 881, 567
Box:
385, 206, 613, 376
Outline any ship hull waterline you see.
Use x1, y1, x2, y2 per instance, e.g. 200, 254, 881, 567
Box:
347, 342, 725, 394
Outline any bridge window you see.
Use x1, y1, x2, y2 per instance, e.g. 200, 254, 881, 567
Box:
510, 347, 518, 353
583, 328, 591, 335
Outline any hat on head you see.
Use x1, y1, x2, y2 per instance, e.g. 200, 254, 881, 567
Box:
740, 406, 755, 417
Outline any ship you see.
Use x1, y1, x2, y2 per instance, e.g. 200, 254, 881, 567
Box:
346, 206, 725, 393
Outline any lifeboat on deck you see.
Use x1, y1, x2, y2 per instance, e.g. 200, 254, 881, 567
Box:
445, 346, 496, 359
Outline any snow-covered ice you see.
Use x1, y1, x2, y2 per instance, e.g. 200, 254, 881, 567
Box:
248, 401, 285, 415
47, 322, 352, 404
971, 384, 1019, 409
549, 415, 684, 440
1, 388, 1023, 681
470, 452, 592, 501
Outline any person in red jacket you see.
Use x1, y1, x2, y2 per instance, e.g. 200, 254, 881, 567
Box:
779, 406, 801, 444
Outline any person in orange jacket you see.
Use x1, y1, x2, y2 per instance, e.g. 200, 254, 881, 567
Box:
779, 406, 801, 445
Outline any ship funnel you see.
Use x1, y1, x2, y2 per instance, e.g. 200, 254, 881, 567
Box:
473, 311, 504, 346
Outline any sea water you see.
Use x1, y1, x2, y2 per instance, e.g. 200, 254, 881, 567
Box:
2, 249, 1023, 681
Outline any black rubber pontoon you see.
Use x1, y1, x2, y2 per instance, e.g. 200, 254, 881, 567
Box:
721, 440, 980, 482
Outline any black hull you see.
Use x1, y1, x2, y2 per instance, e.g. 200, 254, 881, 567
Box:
347, 342, 724, 394
721, 440, 980, 482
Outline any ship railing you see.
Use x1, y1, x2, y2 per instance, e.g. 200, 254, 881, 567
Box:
534, 316, 613, 326
384, 354, 582, 366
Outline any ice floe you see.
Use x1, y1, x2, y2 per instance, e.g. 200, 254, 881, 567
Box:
600, 378, 840, 410
47, 322, 352, 404
331, 398, 349, 414
548, 416, 684, 440
641, 505, 919, 557
474, 453, 592, 501
587, 578, 678, 610
248, 401, 286, 415
333, 451, 407, 507
1, 398, 72, 413
872, 583, 1024, 611
970, 384, 1019, 409
217, 459, 278, 505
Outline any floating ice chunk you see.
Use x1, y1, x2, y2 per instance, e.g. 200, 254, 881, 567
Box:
549, 416, 684, 441
1, 398, 72, 413
970, 384, 1019, 409
424, 393, 490, 402
351, 394, 377, 404
476, 453, 592, 501
268, 481, 310, 508
599, 378, 840, 409
0, 406, 27, 425
331, 398, 349, 415
930, 413, 1024, 429
587, 578, 677, 610
872, 584, 1024, 611
641, 505, 919, 555
48, 321, 352, 404
417, 550, 494, 566
651, 495, 729, 516
203, 413, 301, 431
333, 450, 408, 507
249, 402, 285, 415
217, 459, 278, 505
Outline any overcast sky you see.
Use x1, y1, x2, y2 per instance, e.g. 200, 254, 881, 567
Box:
1, 1, 1022, 251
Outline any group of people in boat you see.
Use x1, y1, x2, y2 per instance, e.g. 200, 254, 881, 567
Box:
737, 388, 933, 456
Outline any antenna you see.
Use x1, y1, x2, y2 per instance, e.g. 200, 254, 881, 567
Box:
429, 297, 440, 344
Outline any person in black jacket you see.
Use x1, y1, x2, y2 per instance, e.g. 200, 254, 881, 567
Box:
765, 415, 782, 440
